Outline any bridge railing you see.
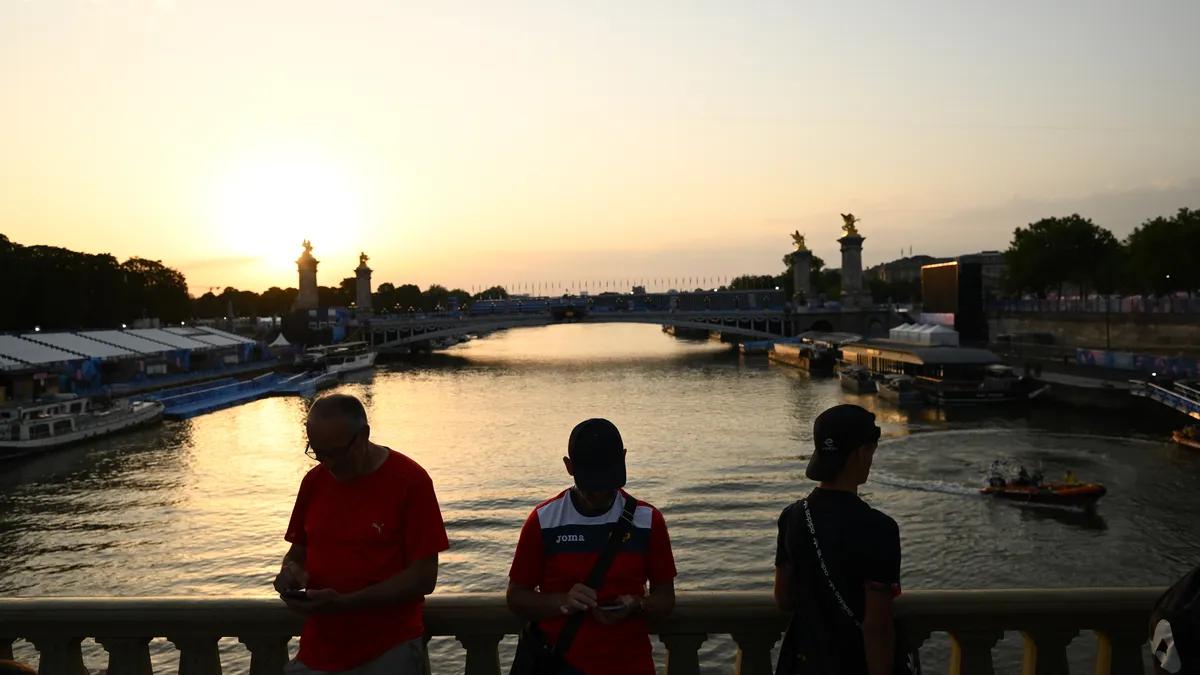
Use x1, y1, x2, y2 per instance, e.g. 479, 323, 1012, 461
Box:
0, 589, 1160, 675
1130, 379, 1200, 418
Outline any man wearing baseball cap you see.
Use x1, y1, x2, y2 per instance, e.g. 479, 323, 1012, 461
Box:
506, 418, 677, 675
772, 404, 905, 675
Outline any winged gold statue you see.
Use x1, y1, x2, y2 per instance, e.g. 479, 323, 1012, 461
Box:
790, 231, 808, 251
301, 239, 313, 254
840, 213, 860, 236
359, 251, 369, 266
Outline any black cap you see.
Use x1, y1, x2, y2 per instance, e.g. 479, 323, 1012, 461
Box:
806, 404, 881, 482
568, 418, 627, 490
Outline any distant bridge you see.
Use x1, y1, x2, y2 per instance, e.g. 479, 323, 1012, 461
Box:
367, 309, 790, 349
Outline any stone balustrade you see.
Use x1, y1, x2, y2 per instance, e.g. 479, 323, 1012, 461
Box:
0, 588, 1161, 675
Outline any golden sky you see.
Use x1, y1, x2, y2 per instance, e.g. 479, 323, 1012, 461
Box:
2, 1, 1198, 293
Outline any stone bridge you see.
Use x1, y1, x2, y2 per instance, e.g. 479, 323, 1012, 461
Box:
367, 310, 789, 350
364, 307, 896, 351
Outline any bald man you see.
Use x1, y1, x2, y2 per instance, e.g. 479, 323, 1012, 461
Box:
274, 394, 449, 675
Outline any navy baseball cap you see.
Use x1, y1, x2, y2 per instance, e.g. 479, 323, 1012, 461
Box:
568, 418, 627, 490
806, 404, 881, 482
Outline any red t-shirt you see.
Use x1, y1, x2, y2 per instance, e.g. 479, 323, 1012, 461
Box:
285, 448, 450, 671
508, 489, 677, 675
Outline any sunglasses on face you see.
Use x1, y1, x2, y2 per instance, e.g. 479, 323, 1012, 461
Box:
304, 431, 359, 462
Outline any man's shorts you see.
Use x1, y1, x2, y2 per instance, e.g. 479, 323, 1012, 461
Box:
284, 638, 430, 675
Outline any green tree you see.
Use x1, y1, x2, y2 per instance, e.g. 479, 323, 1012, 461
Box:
421, 284, 450, 311
259, 286, 298, 315
1004, 214, 1122, 298
1125, 207, 1200, 296
121, 257, 191, 324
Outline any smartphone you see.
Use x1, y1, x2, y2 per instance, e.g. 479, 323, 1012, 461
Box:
280, 589, 309, 601
596, 602, 626, 612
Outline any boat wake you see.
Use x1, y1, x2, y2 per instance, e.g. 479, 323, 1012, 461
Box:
868, 472, 979, 497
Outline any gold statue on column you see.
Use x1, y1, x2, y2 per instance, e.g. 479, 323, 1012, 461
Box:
840, 213, 861, 236
359, 251, 369, 266
790, 231, 808, 251
301, 239, 314, 254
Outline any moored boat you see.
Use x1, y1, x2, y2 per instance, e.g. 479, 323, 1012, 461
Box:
839, 365, 878, 394
877, 374, 923, 406
296, 341, 377, 376
839, 340, 1046, 406
0, 394, 165, 460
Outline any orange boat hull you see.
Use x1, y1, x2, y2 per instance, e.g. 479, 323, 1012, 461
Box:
1173, 432, 1200, 451
980, 482, 1106, 505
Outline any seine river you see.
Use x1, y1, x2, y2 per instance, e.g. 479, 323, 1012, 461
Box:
3, 324, 1197, 674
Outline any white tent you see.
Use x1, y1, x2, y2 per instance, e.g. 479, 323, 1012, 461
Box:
889, 323, 913, 341
897, 323, 922, 343
914, 324, 938, 344
269, 334, 291, 348
926, 324, 960, 346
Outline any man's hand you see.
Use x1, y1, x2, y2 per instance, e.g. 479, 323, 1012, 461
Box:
282, 588, 343, 615
273, 561, 309, 593
558, 583, 598, 615
591, 594, 640, 625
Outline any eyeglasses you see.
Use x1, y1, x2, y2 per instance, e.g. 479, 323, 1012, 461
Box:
305, 431, 360, 462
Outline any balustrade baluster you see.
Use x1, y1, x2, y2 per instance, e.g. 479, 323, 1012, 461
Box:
948, 630, 1002, 675
1094, 629, 1148, 675
732, 632, 780, 675
1021, 629, 1078, 675
660, 633, 706, 675
96, 637, 152, 675
169, 636, 222, 675
455, 634, 503, 675
25, 635, 87, 675
238, 636, 290, 675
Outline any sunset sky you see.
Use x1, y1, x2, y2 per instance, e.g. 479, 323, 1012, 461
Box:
3, 1, 1199, 294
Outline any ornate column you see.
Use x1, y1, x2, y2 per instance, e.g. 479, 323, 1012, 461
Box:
354, 252, 373, 315
295, 240, 320, 311
789, 231, 812, 311
837, 214, 869, 309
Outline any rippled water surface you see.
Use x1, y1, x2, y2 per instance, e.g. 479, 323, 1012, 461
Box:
3, 325, 1198, 673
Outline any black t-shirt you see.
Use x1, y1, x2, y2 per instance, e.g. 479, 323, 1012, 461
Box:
774, 488, 901, 674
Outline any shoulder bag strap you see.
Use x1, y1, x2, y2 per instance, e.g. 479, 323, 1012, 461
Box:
551, 493, 638, 658
799, 497, 862, 627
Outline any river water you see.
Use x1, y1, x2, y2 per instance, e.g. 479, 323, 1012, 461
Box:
3, 324, 1198, 674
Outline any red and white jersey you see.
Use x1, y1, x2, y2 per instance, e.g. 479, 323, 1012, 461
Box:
509, 488, 677, 675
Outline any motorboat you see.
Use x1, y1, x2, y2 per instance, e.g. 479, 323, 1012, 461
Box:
980, 481, 1107, 506
0, 394, 165, 460
981, 464, 1105, 506
1173, 425, 1200, 451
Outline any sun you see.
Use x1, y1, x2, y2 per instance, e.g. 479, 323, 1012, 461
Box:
211, 155, 363, 273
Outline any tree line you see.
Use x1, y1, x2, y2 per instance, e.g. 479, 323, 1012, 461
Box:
1, 234, 192, 332
1004, 207, 1199, 298
192, 281, 512, 319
